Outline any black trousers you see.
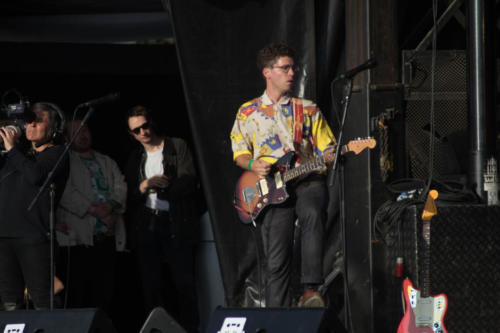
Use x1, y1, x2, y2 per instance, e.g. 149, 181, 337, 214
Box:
135, 209, 199, 333
58, 237, 116, 313
260, 178, 328, 307
0, 237, 51, 310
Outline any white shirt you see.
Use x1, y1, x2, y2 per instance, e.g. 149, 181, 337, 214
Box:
144, 149, 170, 211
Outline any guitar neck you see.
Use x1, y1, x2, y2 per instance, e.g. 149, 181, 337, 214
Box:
283, 155, 325, 182
421, 219, 431, 298
282, 145, 351, 183
419, 189, 438, 298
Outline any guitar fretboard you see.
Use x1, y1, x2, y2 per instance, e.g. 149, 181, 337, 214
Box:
283, 155, 326, 182
421, 219, 431, 298
282, 145, 350, 183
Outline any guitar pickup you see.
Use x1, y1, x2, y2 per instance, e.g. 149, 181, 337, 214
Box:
274, 172, 283, 189
258, 178, 269, 196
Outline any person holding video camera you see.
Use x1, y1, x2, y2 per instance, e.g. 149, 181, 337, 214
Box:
0, 102, 68, 310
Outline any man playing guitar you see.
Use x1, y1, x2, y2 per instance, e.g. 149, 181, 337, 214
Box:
230, 42, 336, 307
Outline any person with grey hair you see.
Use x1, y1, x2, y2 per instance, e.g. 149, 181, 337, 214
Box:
56, 119, 126, 313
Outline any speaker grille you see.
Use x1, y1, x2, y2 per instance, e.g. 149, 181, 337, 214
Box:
402, 50, 468, 179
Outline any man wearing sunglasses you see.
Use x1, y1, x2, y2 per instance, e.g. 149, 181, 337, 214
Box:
124, 105, 199, 333
230, 42, 336, 308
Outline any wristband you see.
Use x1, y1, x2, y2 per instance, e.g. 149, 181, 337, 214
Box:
248, 159, 254, 171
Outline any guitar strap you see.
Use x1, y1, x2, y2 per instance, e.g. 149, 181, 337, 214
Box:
293, 98, 311, 163
292, 98, 303, 145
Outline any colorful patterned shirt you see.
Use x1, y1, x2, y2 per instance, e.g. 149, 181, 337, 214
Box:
230, 91, 336, 164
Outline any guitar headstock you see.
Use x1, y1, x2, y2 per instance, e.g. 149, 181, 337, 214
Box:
346, 137, 377, 155
422, 189, 439, 221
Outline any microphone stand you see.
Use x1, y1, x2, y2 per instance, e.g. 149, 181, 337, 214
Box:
328, 77, 353, 187
28, 105, 95, 310
322, 59, 376, 331
327, 57, 377, 187
325, 76, 353, 332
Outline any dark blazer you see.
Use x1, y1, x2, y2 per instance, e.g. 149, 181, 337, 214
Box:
124, 137, 200, 247
0, 145, 69, 238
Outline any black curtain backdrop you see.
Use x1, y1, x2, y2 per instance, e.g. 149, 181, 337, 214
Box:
168, 0, 344, 306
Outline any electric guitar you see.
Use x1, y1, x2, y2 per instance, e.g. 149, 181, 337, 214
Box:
234, 137, 376, 224
397, 190, 448, 333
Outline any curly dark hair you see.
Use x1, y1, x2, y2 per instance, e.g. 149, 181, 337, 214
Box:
256, 42, 295, 71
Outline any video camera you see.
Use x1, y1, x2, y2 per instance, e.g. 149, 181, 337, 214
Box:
0, 89, 35, 133
0, 89, 37, 147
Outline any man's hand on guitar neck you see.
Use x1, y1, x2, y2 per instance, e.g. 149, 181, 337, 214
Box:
235, 154, 271, 178
323, 147, 335, 164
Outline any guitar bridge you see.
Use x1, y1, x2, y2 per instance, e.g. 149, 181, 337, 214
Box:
242, 186, 256, 204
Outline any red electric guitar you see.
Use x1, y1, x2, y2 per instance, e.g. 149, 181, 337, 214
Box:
397, 189, 448, 333
233, 137, 376, 224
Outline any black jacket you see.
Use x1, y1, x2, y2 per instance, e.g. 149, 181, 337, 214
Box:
124, 137, 200, 245
0, 145, 69, 238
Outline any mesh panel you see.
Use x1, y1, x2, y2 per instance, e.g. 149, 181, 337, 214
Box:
403, 50, 467, 92
402, 50, 468, 179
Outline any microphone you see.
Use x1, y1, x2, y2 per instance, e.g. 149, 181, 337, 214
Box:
339, 58, 377, 79
78, 93, 120, 108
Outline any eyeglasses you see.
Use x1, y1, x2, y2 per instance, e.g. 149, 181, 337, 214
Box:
130, 122, 151, 134
271, 64, 299, 73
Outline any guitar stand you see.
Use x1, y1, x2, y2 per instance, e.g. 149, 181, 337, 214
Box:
318, 253, 343, 294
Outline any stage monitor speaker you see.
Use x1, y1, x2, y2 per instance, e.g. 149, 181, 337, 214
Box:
206, 307, 331, 333
139, 307, 186, 333
0, 308, 116, 333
